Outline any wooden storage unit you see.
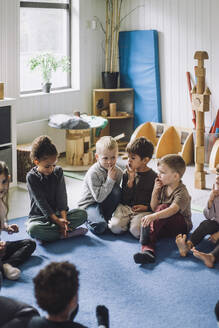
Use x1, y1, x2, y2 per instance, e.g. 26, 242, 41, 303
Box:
0, 98, 17, 186
93, 88, 134, 149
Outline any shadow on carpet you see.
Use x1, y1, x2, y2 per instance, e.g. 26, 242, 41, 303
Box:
1, 213, 218, 328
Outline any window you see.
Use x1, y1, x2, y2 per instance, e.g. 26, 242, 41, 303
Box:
20, 1, 71, 93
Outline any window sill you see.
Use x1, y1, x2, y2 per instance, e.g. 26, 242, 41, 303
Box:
20, 88, 80, 98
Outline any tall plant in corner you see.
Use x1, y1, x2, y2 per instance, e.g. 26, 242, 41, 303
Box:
96, 0, 142, 88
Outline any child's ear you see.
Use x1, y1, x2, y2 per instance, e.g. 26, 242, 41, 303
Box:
95, 153, 99, 161
33, 159, 39, 166
143, 157, 150, 164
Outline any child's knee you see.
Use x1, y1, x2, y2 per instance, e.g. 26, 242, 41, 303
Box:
108, 217, 126, 234
129, 224, 140, 239
26, 222, 41, 239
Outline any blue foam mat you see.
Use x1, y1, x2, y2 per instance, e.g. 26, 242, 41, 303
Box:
119, 30, 162, 128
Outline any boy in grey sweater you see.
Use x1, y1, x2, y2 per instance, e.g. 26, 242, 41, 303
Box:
78, 136, 123, 235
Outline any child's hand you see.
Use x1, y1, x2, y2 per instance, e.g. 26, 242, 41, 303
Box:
7, 224, 19, 234
132, 205, 148, 213
153, 177, 163, 193
0, 241, 6, 257
126, 164, 136, 182
209, 184, 219, 202
57, 218, 69, 237
108, 166, 117, 180
141, 213, 157, 227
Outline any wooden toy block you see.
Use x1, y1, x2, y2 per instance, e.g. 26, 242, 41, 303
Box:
130, 122, 194, 165
194, 51, 209, 60
192, 94, 210, 112
180, 132, 194, 165
0, 83, 4, 99
195, 171, 206, 189
156, 126, 181, 158
193, 51, 209, 189
66, 129, 93, 166
130, 122, 157, 146
194, 66, 205, 77
209, 139, 219, 170
195, 146, 205, 164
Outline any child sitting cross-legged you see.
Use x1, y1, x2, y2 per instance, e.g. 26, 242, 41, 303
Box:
0, 161, 36, 281
134, 154, 192, 264
78, 136, 123, 235
176, 167, 219, 268
26, 136, 88, 243
108, 137, 157, 239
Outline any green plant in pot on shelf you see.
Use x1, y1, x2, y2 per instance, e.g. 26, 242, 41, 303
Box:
95, 0, 142, 89
29, 53, 71, 93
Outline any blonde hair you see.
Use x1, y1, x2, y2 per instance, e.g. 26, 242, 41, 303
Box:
96, 136, 118, 155
158, 154, 186, 178
0, 161, 10, 223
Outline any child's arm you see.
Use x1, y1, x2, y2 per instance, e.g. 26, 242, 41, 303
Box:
203, 185, 219, 220
150, 178, 163, 211
121, 169, 135, 204
141, 203, 179, 227
87, 170, 116, 203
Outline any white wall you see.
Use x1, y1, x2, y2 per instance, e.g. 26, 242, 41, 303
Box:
1, 0, 219, 147
120, 0, 219, 129
0, 0, 105, 150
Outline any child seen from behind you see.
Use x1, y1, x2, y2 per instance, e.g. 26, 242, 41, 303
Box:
78, 136, 122, 235
108, 137, 157, 239
134, 154, 192, 264
26, 136, 87, 242
0, 161, 36, 280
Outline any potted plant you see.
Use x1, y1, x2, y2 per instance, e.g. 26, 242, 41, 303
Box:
96, 0, 142, 89
29, 53, 71, 93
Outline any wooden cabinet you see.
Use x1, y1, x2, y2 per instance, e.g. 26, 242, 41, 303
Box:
93, 88, 134, 149
0, 98, 17, 186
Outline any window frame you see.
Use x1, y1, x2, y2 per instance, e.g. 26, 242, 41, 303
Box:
20, 1, 72, 94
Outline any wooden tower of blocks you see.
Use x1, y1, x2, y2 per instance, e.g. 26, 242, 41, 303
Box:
192, 51, 211, 189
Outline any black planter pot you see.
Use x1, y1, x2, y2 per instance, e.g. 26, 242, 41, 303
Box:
102, 72, 119, 89
42, 82, 52, 93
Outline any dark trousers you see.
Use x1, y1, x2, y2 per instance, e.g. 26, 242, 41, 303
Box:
140, 204, 188, 253
0, 296, 39, 328
86, 184, 121, 234
0, 239, 36, 275
190, 219, 219, 262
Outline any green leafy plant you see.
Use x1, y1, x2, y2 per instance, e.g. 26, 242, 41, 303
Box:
29, 53, 71, 84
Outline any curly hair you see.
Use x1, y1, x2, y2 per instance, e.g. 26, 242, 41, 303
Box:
126, 137, 154, 159
158, 154, 186, 178
30, 135, 58, 162
33, 262, 79, 315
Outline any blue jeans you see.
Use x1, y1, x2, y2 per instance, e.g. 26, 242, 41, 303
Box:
86, 184, 121, 235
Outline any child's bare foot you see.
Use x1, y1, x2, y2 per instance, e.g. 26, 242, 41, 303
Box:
192, 247, 215, 268
176, 234, 189, 257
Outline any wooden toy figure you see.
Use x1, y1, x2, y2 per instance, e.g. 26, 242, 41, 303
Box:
192, 51, 211, 189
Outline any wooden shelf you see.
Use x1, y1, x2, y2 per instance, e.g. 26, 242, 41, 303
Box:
107, 113, 133, 120
93, 88, 134, 143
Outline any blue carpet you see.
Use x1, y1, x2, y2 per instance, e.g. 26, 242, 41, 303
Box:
1, 213, 218, 328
